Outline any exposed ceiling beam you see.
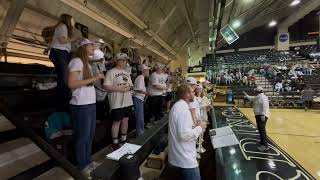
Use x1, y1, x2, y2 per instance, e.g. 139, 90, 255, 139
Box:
103, 0, 177, 56
279, 0, 320, 29
58, 0, 170, 61
0, 0, 27, 46
182, 0, 197, 45
145, 5, 177, 47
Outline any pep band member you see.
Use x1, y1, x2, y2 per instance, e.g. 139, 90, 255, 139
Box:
50, 14, 77, 105
67, 38, 104, 172
104, 53, 133, 150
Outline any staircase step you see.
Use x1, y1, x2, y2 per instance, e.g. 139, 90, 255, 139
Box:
0, 113, 15, 132
0, 138, 50, 179
33, 167, 73, 180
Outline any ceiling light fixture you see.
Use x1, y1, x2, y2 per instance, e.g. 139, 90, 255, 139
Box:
231, 20, 241, 29
268, 20, 277, 27
290, 0, 301, 6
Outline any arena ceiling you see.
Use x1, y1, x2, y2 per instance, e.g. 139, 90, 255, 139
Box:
0, 0, 319, 65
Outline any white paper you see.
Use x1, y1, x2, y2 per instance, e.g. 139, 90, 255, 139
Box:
211, 133, 239, 149
210, 126, 234, 138
106, 143, 141, 161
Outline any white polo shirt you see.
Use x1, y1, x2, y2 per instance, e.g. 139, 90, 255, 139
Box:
245, 93, 270, 118
168, 99, 203, 168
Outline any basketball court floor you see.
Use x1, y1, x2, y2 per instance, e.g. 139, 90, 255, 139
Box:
239, 108, 320, 179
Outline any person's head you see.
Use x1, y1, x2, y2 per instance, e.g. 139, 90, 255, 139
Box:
59, 14, 75, 38
154, 63, 163, 73
195, 84, 203, 97
114, 53, 129, 69
94, 39, 105, 49
185, 77, 197, 90
74, 38, 95, 85
138, 64, 150, 77
177, 85, 194, 103
254, 86, 264, 94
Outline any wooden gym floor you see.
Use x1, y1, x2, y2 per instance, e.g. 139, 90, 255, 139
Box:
239, 108, 320, 179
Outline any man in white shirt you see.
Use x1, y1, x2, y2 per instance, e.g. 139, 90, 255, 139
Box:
168, 84, 207, 180
243, 86, 270, 151
186, 77, 200, 122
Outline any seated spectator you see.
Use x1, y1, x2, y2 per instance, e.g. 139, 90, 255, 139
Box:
275, 81, 283, 93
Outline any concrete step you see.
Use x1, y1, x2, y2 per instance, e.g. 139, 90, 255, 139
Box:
33, 167, 73, 180
0, 138, 50, 179
0, 113, 15, 132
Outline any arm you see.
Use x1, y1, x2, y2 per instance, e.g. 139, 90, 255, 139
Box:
177, 126, 203, 142
68, 71, 103, 89
104, 85, 129, 93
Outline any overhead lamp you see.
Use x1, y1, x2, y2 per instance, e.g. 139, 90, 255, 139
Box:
231, 20, 241, 29
243, 0, 254, 3
290, 0, 301, 6
268, 20, 277, 27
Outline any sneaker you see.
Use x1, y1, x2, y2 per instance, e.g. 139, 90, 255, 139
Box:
111, 143, 120, 151
257, 145, 269, 151
81, 165, 94, 179
119, 140, 127, 147
89, 161, 101, 169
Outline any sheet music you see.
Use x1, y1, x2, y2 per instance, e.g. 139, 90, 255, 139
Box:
211, 133, 239, 149
210, 126, 234, 138
106, 143, 141, 161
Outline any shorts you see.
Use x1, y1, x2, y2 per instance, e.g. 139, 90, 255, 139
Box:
110, 106, 132, 122
165, 92, 173, 101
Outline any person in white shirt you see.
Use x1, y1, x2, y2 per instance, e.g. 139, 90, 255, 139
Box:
91, 39, 107, 75
67, 38, 104, 171
147, 63, 167, 123
104, 53, 133, 150
49, 14, 77, 105
274, 81, 283, 93
186, 77, 200, 122
133, 64, 150, 136
243, 86, 270, 151
168, 84, 207, 180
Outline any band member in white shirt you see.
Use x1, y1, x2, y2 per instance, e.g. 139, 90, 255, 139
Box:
104, 53, 133, 150
168, 84, 207, 180
243, 86, 270, 151
185, 77, 199, 122
133, 64, 150, 136
148, 63, 167, 122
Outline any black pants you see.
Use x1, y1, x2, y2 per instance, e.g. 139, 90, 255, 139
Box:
304, 101, 312, 109
49, 48, 71, 106
255, 115, 268, 146
148, 95, 163, 121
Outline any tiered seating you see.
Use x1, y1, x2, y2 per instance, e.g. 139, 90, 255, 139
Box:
215, 49, 294, 66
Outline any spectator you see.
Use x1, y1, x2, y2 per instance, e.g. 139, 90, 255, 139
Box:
133, 64, 150, 136
67, 38, 104, 172
49, 14, 77, 105
275, 81, 283, 93
104, 53, 133, 150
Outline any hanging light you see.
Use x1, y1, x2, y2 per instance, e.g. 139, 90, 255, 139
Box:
268, 20, 277, 27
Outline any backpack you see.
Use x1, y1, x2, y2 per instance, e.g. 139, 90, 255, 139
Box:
41, 26, 55, 45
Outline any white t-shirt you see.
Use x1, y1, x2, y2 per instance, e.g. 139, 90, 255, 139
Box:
68, 58, 96, 105
50, 24, 71, 52
168, 100, 202, 168
189, 97, 201, 120
104, 68, 133, 110
148, 72, 167, 96
133, 75, 146, 101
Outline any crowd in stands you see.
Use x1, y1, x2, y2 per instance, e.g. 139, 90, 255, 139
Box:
207, 68, 257, 87
46, 13, 191, 173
